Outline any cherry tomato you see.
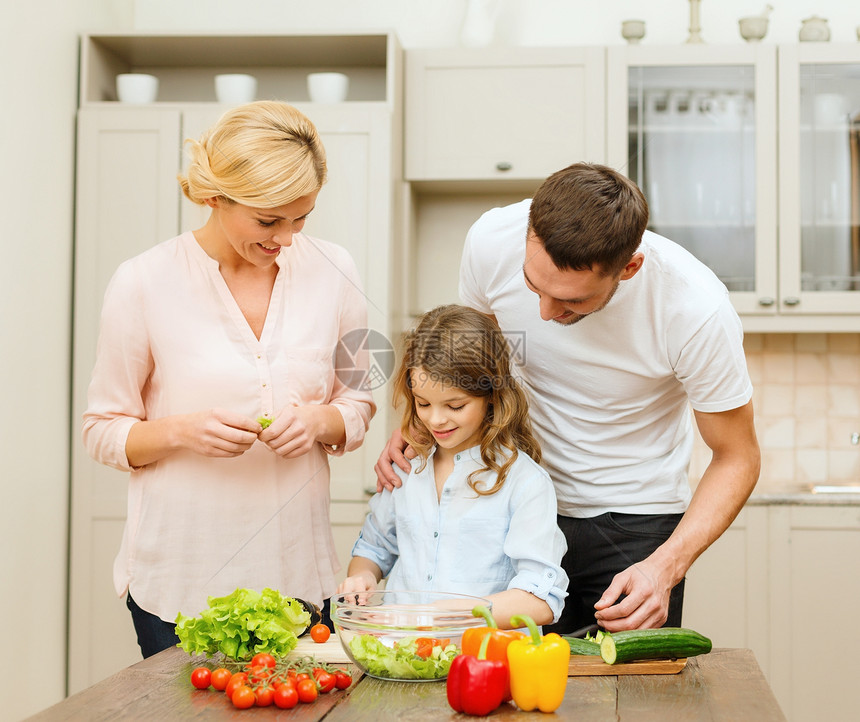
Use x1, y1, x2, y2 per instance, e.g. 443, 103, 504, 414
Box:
225, 672, 249, 700
190, 667, 211, 689
295, 672, 310, 683
309, 623, 331, 643
275, 679, 297, 692
274, 684, 299, 709
245, 665, 274, 685
254, 685, 275, 707
296, 677, 319, 703
334, 670, 353, 689
231, 685, 256, 709
312, 668, 336, 693
210, 667, 232, 691
250, 652, 277, 669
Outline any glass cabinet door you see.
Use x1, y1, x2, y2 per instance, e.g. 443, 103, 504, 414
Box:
607, 46, 778, 316
779, 44, 860, 316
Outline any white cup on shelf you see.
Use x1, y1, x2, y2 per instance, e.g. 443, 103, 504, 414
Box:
215, 74, 258, 104
307, 72, 349, 103
116, 73, 159, 104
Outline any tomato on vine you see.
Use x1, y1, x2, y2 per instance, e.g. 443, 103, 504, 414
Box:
254, 685, 275, 707
313, 668, 336, 693
273, 684, 299, 709
231, 685, 256, 709
250, 652, 276, 669
210, 667, 232, 691
296, 677, 319, 703
334, 669, 353, 689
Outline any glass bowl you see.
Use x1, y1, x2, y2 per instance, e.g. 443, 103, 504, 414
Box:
331, 589, 491, 681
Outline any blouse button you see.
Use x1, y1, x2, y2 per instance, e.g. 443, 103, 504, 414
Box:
433, 531, 438, 538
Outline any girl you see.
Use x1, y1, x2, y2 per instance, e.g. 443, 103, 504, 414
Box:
339, 305, 567, 627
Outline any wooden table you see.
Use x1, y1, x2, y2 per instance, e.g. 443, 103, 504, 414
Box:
29, 647, 785, 721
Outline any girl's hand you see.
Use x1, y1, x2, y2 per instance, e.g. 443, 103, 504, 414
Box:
176, 408, 260, 458
259, 405, 323, 458
337, 571, 377, 596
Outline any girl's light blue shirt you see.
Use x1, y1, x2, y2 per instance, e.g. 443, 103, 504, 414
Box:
351, 445, 569, 622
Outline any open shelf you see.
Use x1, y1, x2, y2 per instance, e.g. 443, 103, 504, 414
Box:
80, 32, 396, 105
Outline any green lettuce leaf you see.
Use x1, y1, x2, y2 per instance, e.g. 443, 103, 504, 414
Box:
175, 587, 310, 661
348, 635, 458, 680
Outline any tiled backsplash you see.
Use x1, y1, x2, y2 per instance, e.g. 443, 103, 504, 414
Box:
688, 333, 860, 494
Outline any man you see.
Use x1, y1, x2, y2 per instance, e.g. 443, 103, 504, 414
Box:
376, 163, 760, 633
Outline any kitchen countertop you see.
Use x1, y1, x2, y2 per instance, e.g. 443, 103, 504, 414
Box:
747, 489, 860, 505
28, 646, 785, 721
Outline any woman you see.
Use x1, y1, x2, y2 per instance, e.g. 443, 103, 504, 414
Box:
82, 101, 375, 657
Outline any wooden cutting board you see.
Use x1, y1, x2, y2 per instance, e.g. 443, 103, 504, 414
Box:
568, 654, 687, 676
288, 636, 352, 664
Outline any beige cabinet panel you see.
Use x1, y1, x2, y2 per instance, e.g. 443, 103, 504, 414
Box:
682, 506, 769, 668
406, 47, 605, 181
768, 505, 860, 721
69, 109, 182, 692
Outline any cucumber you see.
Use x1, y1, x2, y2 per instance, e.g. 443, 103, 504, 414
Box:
563, 636, 602, 656
599, 628, 712, 665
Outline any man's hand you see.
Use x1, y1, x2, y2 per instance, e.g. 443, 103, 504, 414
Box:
593, 553, 676, 631
373, 427, 415, 492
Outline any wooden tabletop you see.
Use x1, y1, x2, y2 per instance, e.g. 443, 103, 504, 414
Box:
29, 647, 785, 721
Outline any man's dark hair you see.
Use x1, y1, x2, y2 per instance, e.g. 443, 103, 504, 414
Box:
528, 162, 649, 277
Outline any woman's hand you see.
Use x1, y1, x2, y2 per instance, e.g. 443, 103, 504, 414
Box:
259, 405, 326, 458
176, 408, 261, 457
125, 408, 260, 467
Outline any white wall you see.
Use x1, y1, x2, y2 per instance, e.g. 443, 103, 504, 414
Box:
1, 4, 133, 720
4, 0, 858, 719
131, 0, 860, 46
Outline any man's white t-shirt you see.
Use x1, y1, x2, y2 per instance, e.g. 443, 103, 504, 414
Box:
459, 199, 753, 519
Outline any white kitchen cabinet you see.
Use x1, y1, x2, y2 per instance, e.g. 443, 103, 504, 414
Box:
683, 499, 860, 722
777, 44, 860, 321
683, 506, 770, 670
607, 44, 779, 323
405, 47, 605, 181
767, 503, 860, 722
69, 32, 402, 692
608, 43, 860, 332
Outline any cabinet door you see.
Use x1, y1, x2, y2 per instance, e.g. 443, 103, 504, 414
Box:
405, 47, 606, 180
69, 108, 182, 692
607, 45, 778, 316
778, 44, 860, 316
682, 506, 770, 673
767, 505, 860, 721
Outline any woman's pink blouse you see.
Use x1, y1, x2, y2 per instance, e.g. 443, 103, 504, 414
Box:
82, 231, 375, 622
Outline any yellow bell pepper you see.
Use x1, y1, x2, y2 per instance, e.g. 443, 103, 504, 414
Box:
507, 614, 570, 713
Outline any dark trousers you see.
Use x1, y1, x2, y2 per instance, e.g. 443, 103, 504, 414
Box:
545, 512, 686, 636
126, 593, 180, 659
126, 592, 335, 659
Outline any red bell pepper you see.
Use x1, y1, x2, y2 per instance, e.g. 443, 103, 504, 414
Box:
446, 633, 507, 716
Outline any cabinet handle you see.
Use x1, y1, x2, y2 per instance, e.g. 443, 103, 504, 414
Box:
495, 161, 513, 172
782, 297, 801, 306
757, 297, 775, 307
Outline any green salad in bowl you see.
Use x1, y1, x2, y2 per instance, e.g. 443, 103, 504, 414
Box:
331, 590, 491, 681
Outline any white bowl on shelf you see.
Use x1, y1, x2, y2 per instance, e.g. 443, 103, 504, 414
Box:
215, 74, 257, 104
116, 74, 158, 104
307, 72, 349, 103
738, 16, 768, 43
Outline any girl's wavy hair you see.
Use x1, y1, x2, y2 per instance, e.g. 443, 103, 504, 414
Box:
392, 304, 542, 496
